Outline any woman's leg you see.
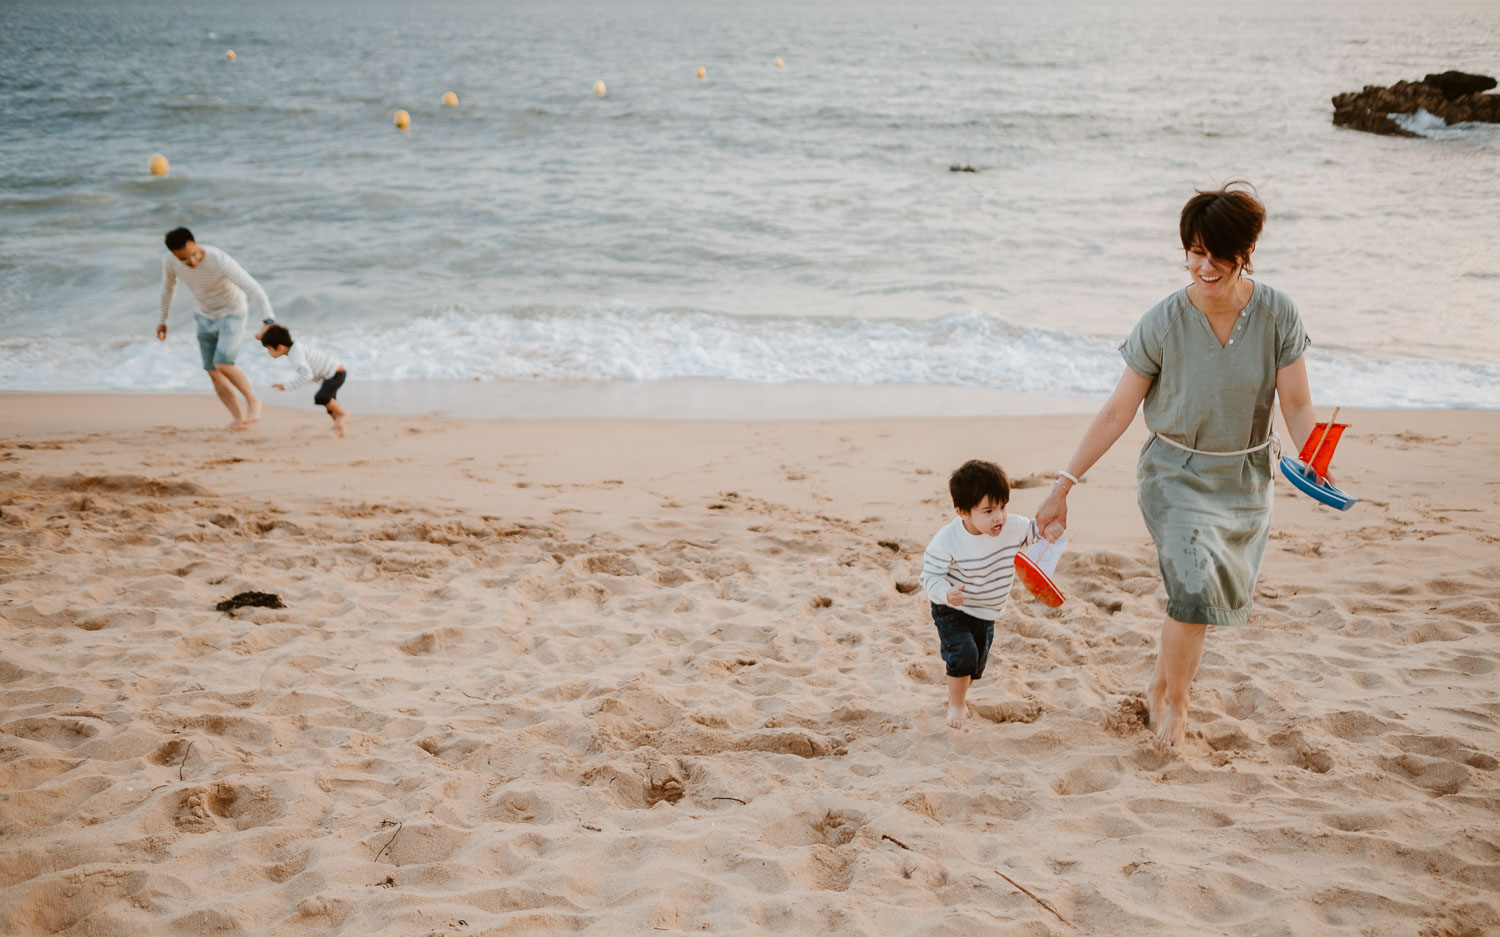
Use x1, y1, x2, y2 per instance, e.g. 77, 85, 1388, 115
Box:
1146, 616, 1207, 749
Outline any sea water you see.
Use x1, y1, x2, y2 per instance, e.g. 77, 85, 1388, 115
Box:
2, 0, 1497, 411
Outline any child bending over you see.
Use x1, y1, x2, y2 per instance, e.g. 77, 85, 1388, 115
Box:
260, 324, 349, 437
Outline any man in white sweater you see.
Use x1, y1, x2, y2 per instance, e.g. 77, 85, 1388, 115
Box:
155, 227, 276, 429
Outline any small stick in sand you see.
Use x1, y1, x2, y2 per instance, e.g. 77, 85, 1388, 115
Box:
179, 741, 195, 780
994, 870, 1069, 926
373, 820, 403, 863
881, 834, 912, 850
711, 796, 748, 805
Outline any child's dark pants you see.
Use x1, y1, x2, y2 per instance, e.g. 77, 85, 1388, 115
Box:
314, 370, 346, 406
931, 603, 995, 680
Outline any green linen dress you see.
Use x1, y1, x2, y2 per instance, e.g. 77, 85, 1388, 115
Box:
1119, 280, 1310, 626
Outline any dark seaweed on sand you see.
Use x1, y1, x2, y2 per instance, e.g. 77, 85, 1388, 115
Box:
215, 591, 285, 612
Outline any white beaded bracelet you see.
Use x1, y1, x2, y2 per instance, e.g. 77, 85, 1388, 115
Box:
1057, 470, 1081, 486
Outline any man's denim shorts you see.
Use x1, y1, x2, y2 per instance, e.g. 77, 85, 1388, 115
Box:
195, 311, 246, 370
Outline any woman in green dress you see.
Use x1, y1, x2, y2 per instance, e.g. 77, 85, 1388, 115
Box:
1034, 183, 1322, 750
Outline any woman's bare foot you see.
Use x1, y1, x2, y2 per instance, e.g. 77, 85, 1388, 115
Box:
1152, 700, 1188, 750
946, 703, 968, 729
1144, 681, 1164, 732
332, 414, 347, 437
225, 420, 249, 431
246, 399, 263, 423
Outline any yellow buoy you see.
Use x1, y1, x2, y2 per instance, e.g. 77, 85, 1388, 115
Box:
593, 80, 607, 96
442, 91, 458, 107
148, 153, 169, 176
696, 66, 706, 79
774, 58, 783, 68
394, 109, 410, 130
226, 49, 235, 61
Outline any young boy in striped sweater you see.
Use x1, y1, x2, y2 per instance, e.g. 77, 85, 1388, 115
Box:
260, 325, 349, 437
919, 459, 1054, 729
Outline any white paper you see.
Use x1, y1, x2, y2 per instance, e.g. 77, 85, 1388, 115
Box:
1026, 536, 1068, 578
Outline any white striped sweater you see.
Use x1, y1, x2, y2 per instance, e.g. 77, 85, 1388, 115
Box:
919, 514, 1041, 621
160, 245, 274, 324
281, 342, 343, 390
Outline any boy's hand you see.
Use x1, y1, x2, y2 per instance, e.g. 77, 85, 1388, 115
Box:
947, 585, 965, 606
271, 383, 285, 391
156, 324, 167, 341
1042, 521, 1066, 543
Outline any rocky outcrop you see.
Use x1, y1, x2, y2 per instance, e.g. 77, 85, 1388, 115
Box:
1422, 71, 1498, 100
1331, 72, 1500, 136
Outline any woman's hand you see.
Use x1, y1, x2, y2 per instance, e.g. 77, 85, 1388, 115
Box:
1035, 484, 1068, 540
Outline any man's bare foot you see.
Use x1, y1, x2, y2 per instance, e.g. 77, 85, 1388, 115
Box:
246, 399, 263, 423
332, 414, 347, 438
946, 703, 968, 729
1152, 700, 1188, 750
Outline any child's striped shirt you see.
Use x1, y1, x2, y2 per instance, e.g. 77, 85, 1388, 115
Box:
919, 514, 1040, 621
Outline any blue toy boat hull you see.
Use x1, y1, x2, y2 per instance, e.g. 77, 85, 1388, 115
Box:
1280, 455, 1356, 511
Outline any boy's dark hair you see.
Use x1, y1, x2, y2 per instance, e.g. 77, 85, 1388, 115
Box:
1179, 181, 1264, 273
164, 227, 194, 251
949, 459, 1010, 513
260, 324, 293, 348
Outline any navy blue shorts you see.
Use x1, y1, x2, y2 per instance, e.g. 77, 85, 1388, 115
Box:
314, 370, 346, 406
931, 603, 995, 680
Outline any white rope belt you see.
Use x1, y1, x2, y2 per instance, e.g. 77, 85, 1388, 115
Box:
1149, 429, 1282, 462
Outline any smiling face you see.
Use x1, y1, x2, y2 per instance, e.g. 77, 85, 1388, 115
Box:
957, 496, 1007, 536
171, 241, 205, 268
1185, 240, 1247, 301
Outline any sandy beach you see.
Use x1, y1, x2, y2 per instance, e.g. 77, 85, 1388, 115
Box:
2, 394, 1498, 937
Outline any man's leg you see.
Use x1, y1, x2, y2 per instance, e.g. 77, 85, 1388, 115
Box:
207, 368, 247, 428
197, 315, 247, 429
215, 364, 262, 423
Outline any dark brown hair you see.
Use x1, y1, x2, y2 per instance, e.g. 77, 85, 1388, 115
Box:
260, 324, 293, 348
1179, 181, 1264, 273
164, 227, 194, 251
949, 459, 1010, 513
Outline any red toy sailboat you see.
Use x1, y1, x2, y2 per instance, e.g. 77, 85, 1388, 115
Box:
1014, 535, 1067, 608
1279, 407, 1357, 510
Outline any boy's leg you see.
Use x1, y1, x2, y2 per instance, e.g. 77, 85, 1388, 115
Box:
1146, 616, 1207, 749
946, 676, 972, 728
325, 400, 348, 436
933, 606, 981, 728
316, 372, 348, 436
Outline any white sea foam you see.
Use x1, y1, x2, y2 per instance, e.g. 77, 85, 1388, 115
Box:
2, 305, 1496, 410
1389, 108, 1499, 140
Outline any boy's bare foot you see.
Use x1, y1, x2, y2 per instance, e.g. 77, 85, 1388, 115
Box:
332, 415, 347, 437
946, 703, 968, 729
246, 399, 263, 423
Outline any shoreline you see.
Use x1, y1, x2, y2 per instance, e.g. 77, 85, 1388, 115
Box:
2, 379, 1109, 421
8, 378, 1500, 424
